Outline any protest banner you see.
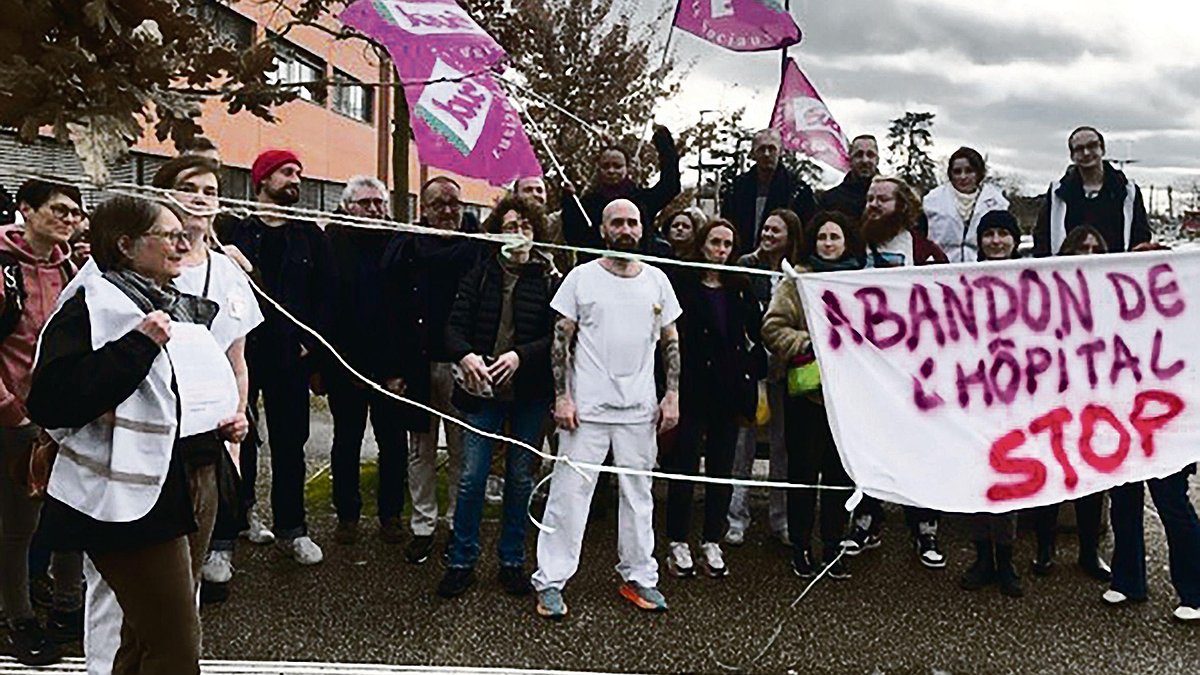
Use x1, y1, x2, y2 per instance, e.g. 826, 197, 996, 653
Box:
340, 0, 543, 185
770, 58, 850, 171
794, 251, 1200, 513
673, 0, 802, 52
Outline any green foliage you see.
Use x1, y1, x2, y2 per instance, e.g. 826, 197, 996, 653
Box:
464, 0, 681, 199
886, 111, 938, 194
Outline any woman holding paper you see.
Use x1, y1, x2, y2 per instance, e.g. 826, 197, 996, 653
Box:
27, 195, 246, 674
762, 211, 862, 581
959, 211, 1026, 598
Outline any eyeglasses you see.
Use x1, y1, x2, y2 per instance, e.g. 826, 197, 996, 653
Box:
47, 203, 85, 222
144, 229, 192, 246
351, 197, 387, 209
426, 199, 462, 212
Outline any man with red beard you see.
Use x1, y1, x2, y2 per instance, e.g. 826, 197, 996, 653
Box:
860, 177, 921, 268
843, 176, 947, 569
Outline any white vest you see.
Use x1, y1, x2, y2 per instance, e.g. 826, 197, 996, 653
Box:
40, 274, 231, 522
924, 183, 1009, 263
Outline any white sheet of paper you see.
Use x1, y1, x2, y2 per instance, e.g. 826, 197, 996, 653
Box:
165, 322, 239, 438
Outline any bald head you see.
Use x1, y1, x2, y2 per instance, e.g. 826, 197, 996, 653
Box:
601, 199, 641, 252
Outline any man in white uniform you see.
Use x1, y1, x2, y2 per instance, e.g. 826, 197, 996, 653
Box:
531, 199, 682, 619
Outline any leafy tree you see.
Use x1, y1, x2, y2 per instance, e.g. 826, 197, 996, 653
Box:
0, 0, 325, 181
886, 111, 938, 194
465, 0, 681, 202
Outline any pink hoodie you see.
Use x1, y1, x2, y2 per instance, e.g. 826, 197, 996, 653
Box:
0, 225, 74, 427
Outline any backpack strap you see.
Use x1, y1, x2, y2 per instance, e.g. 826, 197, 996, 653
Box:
0, 252, 25, 342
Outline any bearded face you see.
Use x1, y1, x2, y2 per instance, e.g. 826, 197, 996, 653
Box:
861, 181, 909, 245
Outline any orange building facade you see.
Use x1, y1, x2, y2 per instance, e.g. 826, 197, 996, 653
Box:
129, 0, 505, 219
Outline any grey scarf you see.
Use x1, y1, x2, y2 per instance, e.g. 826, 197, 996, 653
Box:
103, 268, 218, 328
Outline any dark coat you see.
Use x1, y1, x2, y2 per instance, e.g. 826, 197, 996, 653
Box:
444, 256, 557, 405
723, 165, 817, 255
674, 274, 764, 419
223, 215, 337, 373
379, 234, 486, 429
562, 127, 680, 256
325, 223, 393, 378
1032, 162, 1150, 257
817, 172, 872, 221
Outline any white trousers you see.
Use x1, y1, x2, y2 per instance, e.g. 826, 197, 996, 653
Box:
532, 420, 658, 591
408, 362, 464, 536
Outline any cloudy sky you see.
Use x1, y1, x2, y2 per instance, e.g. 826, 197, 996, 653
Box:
655, 0, 1200, 199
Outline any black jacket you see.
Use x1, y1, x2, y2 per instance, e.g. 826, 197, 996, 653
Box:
563, 127, 680, 255
674, 274, 764, 419
1032, 162, 1150, 257
817, 172, 872, 222
723, 165, 817, 255
379, 234, 487, 429
444, 256, 557, 404
28, 291, 197, 554
326, 222, 394, 377
223, 215, 337, 372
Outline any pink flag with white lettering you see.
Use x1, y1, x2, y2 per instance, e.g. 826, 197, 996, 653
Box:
340, 0, 543, 185
673, 0, 801, 52
769, 58, 850, 171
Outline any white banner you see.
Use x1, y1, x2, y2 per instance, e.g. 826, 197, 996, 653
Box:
795, 251, 1200, 513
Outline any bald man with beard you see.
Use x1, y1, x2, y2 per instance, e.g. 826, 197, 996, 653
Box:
531, 199, 682, 620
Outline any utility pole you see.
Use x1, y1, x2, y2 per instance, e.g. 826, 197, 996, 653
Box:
392, 75, 411, 222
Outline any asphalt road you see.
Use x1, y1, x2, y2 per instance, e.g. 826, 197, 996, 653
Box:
185, 403, 1200, 674
30, 403, 1200, 674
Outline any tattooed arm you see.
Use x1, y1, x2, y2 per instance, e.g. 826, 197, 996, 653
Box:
552, 315, 579, 430
658, 322, 680, 433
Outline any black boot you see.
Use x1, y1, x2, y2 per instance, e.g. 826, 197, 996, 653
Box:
959, 541, 995, 591
995, 544, 1024, 598
1032, 533, 1055, 577
1077, 546, 1112, 582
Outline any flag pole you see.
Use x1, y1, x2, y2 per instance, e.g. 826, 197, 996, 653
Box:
634, 2, 678, 164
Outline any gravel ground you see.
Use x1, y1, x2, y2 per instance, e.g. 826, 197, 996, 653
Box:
191, 402, 1200, 674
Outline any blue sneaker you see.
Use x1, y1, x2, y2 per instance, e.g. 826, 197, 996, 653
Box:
536, 588, 567, 620
619, 582, 668, 612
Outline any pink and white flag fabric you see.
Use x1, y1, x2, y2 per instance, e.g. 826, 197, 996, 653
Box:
340, 0, 543, 185
769, 58, 850, 171
673, 0, 802, 52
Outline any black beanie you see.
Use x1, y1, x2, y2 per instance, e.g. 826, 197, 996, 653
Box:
976, 210, 1021, 260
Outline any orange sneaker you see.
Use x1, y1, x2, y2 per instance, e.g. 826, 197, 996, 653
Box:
619, 582, 668, 612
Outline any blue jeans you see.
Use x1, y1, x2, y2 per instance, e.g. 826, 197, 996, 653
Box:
448, 398, 549, 569
1110, 465, 1200, 606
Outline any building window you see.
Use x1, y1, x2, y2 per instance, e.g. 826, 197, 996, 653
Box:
332, 70, 374, 124
198, 1, 255, 49
269, 39, 326, 103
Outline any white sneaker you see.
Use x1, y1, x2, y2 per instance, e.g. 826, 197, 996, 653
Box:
1102, 589, 1130, 605
1173, 606, 1200, 622
281, 536, 324, 565
239, 511, 275, 545
700, 542, 728, 578
484, 475, 505, 505
201, 550, 233, 584
723, 528, 745, 546
666, 541, 695, 578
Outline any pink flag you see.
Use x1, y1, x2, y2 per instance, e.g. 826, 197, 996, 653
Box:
673, 0, 801, 52
769, 58, 850, 171
340, 0, 543, 185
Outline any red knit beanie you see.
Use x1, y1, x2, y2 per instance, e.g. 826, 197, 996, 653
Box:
251, 150, 302, 190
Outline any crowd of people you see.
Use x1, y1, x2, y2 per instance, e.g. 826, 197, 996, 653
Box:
0, 121, 1196, 673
